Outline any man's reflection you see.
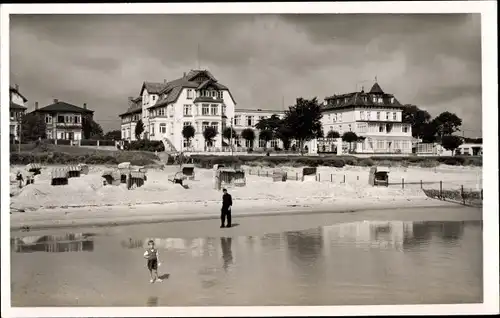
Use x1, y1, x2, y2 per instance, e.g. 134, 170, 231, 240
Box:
220, 237, 233, 271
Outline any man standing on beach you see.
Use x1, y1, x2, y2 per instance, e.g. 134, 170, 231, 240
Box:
220, 188, 233, 228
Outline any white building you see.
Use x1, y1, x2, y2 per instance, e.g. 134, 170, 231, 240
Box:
119, 69, 236, 152
321, 82, 414, 154
233, 108, 285, 150
9, 84, 28, 142
119, 69, 286, 152
458, 143, 482, 156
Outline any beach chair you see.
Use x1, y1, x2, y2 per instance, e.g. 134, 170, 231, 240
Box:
181, 164, 195, 180
168, 171, 186, 185
101, 169, 121, 186
50, 168, 69, 186
67, 165, 81, 178
128, 171, 147, 189
26, 163, 42, 176
78, 163, 89, 175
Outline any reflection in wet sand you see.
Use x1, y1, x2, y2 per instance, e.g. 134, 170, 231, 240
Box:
11, 220, 482, 306
11, 233, 95, 253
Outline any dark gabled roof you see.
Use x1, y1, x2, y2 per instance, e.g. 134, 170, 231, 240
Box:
33, 101, 94, 114
10, 102, 27, 110
369, 82, 384, 94
186, 69, 217, 82
323, 89, 402, 111
119, 97, 143, 117
10, 85, 28, 102
140, 82, 166, 95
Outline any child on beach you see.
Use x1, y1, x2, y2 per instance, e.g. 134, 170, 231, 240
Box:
143, 240, 162, 283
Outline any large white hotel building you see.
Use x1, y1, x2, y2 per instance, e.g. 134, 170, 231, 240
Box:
119, 69, 284, 152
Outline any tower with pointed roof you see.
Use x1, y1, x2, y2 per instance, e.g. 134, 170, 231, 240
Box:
319, 81, 413, 154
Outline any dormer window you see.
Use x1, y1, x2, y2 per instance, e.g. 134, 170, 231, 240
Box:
378, 97, 383, 103
217, 91, 223, 99
372, 96, 377, 103
390, 97, 395, 103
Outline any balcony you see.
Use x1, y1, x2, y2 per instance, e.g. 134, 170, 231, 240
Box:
55, 122, 82, 129
194, 96, 223, 103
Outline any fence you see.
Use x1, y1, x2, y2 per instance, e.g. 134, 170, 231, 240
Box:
245, 167, 483, 207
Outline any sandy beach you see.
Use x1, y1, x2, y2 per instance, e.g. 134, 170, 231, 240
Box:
9, 163, 482, 230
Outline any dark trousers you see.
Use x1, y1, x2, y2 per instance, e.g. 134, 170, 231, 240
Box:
221, 207, 231, 226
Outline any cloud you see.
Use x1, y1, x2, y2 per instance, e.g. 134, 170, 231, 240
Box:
10, 13, 482, 136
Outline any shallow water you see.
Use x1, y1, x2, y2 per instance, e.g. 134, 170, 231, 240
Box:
11, 219, 482, 306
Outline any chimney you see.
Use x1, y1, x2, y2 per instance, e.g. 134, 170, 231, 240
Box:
15, 84, 19, 91
35, 101, 39, 110
53, 98, 59, 103
83, 103, 87, 109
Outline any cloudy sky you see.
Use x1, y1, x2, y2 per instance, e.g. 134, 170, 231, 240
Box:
10, 13, 482, 136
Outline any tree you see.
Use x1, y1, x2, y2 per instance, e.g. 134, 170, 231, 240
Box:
241, 128, 255, 148
258, 130, 273, 149
432, 111, 463, 138
182, 125, 196, 147
135, 119, 144, 140
402, 104, 432, 139
255, 114, 282, 133
283, 97, 323, 154
275, 123, 294, 150
203, 126, 218, 147
441, 135, 463, 154
420, 122, 438, 143
342, 131, 359, 153
82, 116, 103, 140
222, 127, 237, 143
103, 130, 122, 140
20, 113, 47, 142
326, 130, 340, 139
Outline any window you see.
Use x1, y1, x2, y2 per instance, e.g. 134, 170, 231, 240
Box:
202, 121, 209, 131
222, 104, 227, 115
333, 114, 337, 122
210, 104, 218, 116
10, 111, 14, 119
360, 111, 365, 120
187, 89, 194, 100
60, 132, 65, 139
386, 112, 390, 120
218, 91, 223, 99
373, 96, 377, 103
158, 107, 165, 116
378, 97, 383, 103
367, 112, 371, 120
348, 124, 352, 131
391, 97, 395, 103
183, 138, 190, 148
403, 125, 409, 133
402, 140, 410, 149
211, 122, 218, 132
338, 113, 342, 122
202, 104, 210, 115
393, 112, 397, 120
160, 123, 166, 134
152, 95, 156, 102
150, 124, 155, 136
184, 122, 192, 127
259, 139, 267, 148
45, 115, 52, 124
386, 124, 392, 133
376, 112, 381, 120
379, 125, 384, 132
377, 140, 384, 149
234, 115, 241, 126
394, 140, 401, 149
183, 104, 192, 116
57, 116, 64, 123
270, 139, 278, 148
247, 116, 253, 126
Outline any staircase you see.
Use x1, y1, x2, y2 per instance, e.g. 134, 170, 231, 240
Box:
162, 137, 178, 153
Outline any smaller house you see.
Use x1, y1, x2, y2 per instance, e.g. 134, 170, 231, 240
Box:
31, 99, 94, 141
9, 84, 28, 141
457, 143, 482, 156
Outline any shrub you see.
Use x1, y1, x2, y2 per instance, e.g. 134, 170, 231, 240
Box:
80, 139, 98, 146
56, 139, 71, 145
359, 158, 375, 167
126, 140, 165, 152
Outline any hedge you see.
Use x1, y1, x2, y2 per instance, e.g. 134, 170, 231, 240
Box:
10, 150, 160, 166
124, 140, 165, 152
189, 155, 482, 169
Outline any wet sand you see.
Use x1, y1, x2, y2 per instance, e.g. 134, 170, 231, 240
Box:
11, 206, 482, 306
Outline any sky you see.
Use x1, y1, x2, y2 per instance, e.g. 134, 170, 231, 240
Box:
10, 13, 482, 136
